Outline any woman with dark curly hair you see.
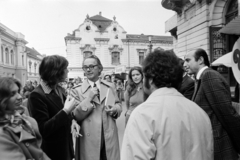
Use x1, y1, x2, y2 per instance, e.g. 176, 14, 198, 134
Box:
28, 55, 76, 160
124, 66, 144, 125
0, 77, 50, 160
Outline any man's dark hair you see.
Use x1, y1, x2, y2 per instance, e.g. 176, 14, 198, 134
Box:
0, 77, 21, 117
142, 49, 184, 90
194, 48, 210, 67
39, 55, 68, 87
83, 55, 103, 75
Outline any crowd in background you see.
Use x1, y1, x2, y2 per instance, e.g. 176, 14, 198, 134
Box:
2, 48, 240, 160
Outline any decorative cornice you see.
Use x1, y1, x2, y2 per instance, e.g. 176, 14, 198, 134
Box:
122, 39, 173, 44
108, 45, 123, 53
80, 44, 96, 54
94, 38, 110, 42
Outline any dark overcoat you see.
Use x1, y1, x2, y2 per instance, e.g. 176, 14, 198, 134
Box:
28, 85, 74, 160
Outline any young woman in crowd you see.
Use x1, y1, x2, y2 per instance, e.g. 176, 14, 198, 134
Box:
28, 55, 76, 160
0, 77, 50, 160
124, 66, 144, 125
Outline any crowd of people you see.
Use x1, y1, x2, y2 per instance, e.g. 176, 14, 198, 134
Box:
0, 48, 240, 160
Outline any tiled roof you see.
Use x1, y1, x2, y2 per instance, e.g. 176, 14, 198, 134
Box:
126, 34, 173, 41
26, 47, 43, 60
89, 14, 112, 32
121, 34, 173, 44
89, 15, 112, 22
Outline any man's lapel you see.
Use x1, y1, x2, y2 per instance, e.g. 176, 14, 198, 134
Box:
100, 81, 108, 104
192, 79, 201, 101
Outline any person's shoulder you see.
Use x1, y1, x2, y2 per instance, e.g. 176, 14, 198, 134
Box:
203, 68, 223, 78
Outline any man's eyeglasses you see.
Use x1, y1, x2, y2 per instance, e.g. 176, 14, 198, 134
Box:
82, 65, 98, 71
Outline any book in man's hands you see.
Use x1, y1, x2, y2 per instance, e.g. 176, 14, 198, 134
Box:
105, 88, 116, 109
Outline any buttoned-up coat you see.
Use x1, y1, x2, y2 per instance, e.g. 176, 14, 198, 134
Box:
71, 80, 122, 160
193, 68, 240, 160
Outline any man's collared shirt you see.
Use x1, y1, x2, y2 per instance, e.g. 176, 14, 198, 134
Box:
40, 80, 52, 94
88, 79, 100, 91
196, 66, 208, 80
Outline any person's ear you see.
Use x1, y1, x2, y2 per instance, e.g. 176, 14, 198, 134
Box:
198, 56, 204, 65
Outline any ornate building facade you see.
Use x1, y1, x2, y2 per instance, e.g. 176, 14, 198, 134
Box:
0, 22, 44, 85
0, 22, 28, 85
163, 0, 239, 86
65, 12, 173, 79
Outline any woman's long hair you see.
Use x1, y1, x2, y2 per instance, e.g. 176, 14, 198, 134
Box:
126, 66, 143, 97
0, 77, 21, 117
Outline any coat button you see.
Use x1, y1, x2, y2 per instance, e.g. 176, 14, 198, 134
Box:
25, 142, 29, 147
87, 133, 90, 136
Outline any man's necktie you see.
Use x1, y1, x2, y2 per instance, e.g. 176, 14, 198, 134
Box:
94, 83, 100, 101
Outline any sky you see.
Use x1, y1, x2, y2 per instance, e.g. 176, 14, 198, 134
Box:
0, 0, 175, 56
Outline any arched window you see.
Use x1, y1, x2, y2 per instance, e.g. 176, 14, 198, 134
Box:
1, 46, 3, 63
5, 48, 9, 64
34, 63, 37, 73
112, 52, 120, 65
10, 50, 14, 65
83, 51, 92, 59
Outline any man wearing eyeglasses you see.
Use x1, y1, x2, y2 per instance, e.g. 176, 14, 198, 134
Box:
71, 55, 122, 160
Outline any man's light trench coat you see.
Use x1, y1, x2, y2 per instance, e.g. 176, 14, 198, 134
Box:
71, 80, 122, 160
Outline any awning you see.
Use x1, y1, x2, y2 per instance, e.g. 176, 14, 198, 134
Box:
219, 16, 240, 35
211, 51, 232, 67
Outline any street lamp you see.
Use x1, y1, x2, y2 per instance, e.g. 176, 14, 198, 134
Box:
148, 36, 153, 53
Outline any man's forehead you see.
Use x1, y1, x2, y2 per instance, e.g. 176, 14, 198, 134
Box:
83, 58, 97, 65
185, 51, 195, 59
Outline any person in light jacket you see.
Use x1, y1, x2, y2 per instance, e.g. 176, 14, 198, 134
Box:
121, 49, 213, 160
71, 55, 122, 160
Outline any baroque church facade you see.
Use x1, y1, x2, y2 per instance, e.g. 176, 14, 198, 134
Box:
65, 12, 173, 79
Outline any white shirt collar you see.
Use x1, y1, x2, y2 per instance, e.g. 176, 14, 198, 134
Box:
196, 66, 208, 80
40, 80, 52, 94
88, 79, 100, 90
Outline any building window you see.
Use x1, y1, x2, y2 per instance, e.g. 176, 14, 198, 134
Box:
83, 51, 92, 59
139, 52, 144, 65
112, 52, 120, 65
34, 63, 37, 73
1, 46, 3, 63
22, 55, 24, 66
10, 50, 14, 65
5, 48, 9, 64
29, 61, 32, 72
